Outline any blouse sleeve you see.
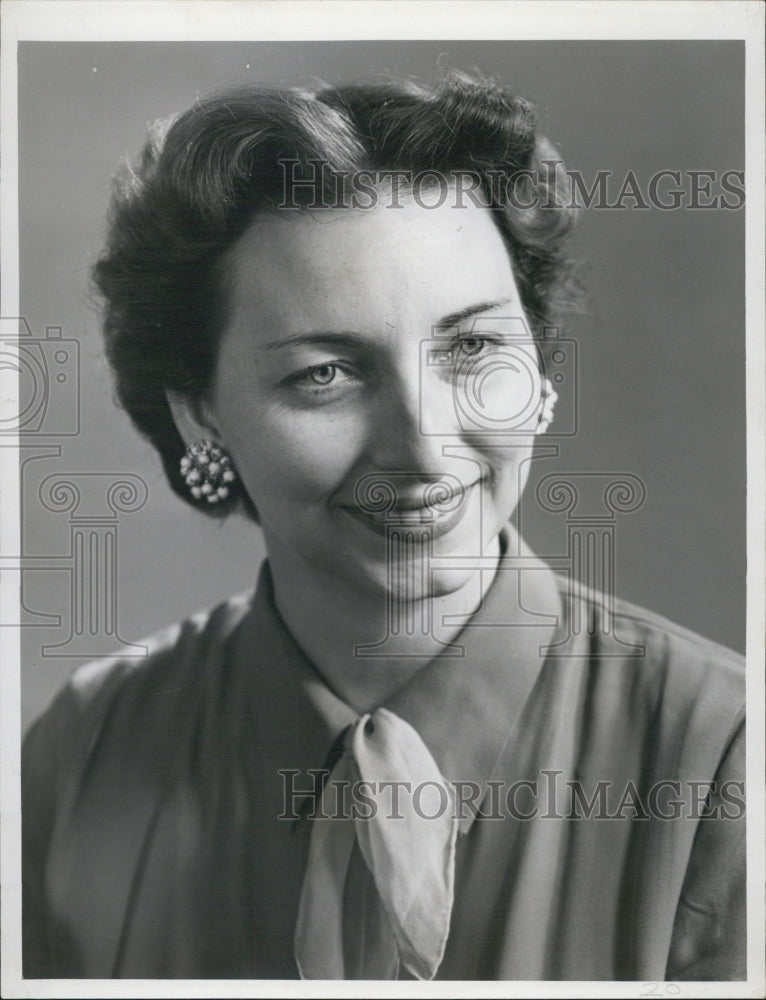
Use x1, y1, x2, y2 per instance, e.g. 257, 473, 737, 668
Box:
22, 703, 62, 977
666, 718, 747, 981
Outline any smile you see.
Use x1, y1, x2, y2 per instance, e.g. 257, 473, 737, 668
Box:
339, 481, 480, 538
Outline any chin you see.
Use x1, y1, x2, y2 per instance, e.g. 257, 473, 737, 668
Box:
422, 566, 483, 600
370, 558, 484, 603
321, 514, 504, 601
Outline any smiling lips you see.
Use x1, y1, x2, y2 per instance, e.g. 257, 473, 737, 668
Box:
341, 481, 479, 537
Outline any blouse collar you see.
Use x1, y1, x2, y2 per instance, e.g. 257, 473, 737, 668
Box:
235, 524, 561, 834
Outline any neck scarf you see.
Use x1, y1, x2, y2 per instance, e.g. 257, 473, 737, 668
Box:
294, 707, 458, 980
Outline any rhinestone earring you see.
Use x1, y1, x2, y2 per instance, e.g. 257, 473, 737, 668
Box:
536, 378, 558, 435
180, 440, 238, 504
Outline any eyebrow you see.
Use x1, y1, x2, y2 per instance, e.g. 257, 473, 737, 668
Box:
261, 298, 513, 351
263, 332, 366, 351
435, 298, 513, 332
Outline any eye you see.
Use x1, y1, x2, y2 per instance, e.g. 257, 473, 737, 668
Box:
283, 360, 362, 401
307, 364, 338, 385
458, 337, 487, 357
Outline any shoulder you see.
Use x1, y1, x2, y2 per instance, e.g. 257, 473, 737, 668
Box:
616, 591, 743, 693
614, 592, 742, 669
552, 575, 745, 766
556, 573, 744, 688
23, 589, 254, 770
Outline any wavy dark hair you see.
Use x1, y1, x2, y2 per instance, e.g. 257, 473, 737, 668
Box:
93, 70, 581, 518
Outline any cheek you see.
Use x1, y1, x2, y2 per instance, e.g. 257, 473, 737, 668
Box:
454, 350, 541, 439
478, 439, 537, 501
515, 449, 535, 498
221, 404, 365, 506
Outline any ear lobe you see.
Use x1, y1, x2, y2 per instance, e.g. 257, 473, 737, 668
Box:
166, 390, 222, 448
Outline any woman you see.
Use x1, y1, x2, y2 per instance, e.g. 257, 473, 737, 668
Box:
22, 71, 745, 981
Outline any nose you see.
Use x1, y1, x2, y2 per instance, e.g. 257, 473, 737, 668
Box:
365, 356, 460, 480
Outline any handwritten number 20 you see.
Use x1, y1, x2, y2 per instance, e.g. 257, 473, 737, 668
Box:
640, 984, 681, 998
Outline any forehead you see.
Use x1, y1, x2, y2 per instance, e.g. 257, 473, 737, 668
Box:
221, 195, 519, 335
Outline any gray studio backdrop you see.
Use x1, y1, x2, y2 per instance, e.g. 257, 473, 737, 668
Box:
16, 41, 745, 731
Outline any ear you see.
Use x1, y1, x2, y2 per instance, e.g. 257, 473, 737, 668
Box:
166, 390, 223, 449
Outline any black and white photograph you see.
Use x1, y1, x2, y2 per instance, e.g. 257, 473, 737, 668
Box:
1, 1, 764, 996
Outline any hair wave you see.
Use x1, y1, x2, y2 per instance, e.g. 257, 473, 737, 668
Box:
93, 70, 581, 517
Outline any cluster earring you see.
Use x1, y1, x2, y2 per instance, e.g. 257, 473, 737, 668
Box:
536, 377, 558, 435
180, 440, 238, 504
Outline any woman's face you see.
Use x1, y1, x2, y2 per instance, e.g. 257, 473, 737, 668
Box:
209, 191, 543, 599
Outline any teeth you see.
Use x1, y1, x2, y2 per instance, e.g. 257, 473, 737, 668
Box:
397, 508, 432, 523
360, 506, 439, 523
348, 486, 474, 524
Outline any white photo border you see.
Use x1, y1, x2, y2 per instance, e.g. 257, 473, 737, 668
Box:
1, 2, 764, 998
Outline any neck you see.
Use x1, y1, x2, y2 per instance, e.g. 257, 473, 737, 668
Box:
265, 534, 503, 713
